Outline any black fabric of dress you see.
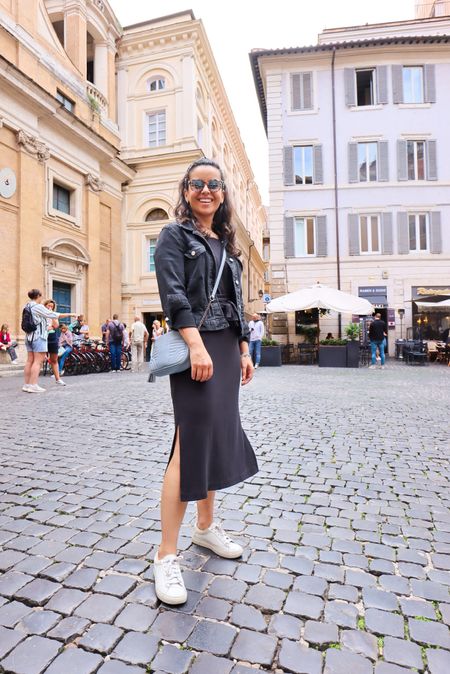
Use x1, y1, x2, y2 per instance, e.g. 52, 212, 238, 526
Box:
169, 236, 258, 502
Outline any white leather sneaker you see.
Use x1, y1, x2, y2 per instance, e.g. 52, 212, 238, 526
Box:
153, 552, 187, 605
192, 521, 243, 559
22, 384, 31, 392
28, 384, 46, 393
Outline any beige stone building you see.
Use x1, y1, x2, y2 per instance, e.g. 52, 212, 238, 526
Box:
0, 0, 134, 356
118, 11, 267, 335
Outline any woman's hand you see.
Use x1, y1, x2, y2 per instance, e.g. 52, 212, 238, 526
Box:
189, 344, 213, 382
240, 353, 254, 385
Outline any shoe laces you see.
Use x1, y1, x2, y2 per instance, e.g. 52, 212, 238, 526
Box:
210, 522, 233, 547
161, 555, 184, 588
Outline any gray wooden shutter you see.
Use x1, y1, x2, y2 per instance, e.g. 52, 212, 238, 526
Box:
313, 145, 323, 184
378, 141, 389, 182
283, 146, 294, 186
397, 211, 409, 254
316, 216, 327, 257
284, 216, 295, 257
424, 64, 436, 103
291, 74, 301, 110
426, 140, 437, 180
397, 140, 408, 181
392, 65, 404, 104
376, 66, 388, 104
348, 214, 360, 255
344, 68, 356, 107
302, 72, 313, 109
381, 212, 393, 254
430, 211, 442, 254
348, 142, 359, 183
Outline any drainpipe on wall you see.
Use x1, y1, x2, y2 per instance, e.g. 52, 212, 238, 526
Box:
331, 46, 342, 338
247, 240, 254, 305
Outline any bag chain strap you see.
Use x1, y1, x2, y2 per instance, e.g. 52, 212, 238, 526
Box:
197, 247, 227, 330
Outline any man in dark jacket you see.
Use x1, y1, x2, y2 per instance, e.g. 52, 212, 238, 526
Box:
369, 313, 387, 369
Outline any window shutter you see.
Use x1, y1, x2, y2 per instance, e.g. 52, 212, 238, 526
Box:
392, 65, 404, 104
424, 64, 436, 103
430, 211, 442, 254
397, 212, 409, 254
284, 216, 295, 257
283, 147, 294, 186
313, 145, 323, 184
376, 66, 388, 104
291, 74, 301, 110
426, 140, 438, 180
381, 212, 393, 254
397, 140, 408, 181
344, 68, 356, 107
316, 216, 327, 257
348, 214, 360, 255
302, 72, 313, 109
378, 141, 389, 182
348, 142, 358, 183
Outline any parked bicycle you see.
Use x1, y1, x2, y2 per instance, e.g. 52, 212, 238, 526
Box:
42, 339, 131, 376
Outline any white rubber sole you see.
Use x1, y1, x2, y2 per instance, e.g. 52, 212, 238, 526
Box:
154, 586, 187, 605
192, 533, 243, 559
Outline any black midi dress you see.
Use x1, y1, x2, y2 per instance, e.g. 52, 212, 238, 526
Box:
169, 237, 258, 502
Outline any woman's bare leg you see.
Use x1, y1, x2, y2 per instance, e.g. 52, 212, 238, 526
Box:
158, 429, 188, 559
49, 354, 60, 381
24, 352, 34, 384
197, 491, 215, 530
30, 353, 46, 385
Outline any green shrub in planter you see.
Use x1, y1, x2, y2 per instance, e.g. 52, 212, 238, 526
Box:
319, 338, 347, 346
344, 322, 361, 341
262, 338, 279, 346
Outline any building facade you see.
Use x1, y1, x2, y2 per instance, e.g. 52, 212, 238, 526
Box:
251, 15, 450, 351
0, 0, 133, 356
118, 11, 266, 335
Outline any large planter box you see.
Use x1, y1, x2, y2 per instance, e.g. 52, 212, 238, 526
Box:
346, 341, 360, 368
318, 345, 347, 368
260, 345, 282, 367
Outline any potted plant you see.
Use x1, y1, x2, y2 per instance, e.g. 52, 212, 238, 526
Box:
260, 337, 282, 367
318, 338, 347, 367
344, 322, 361, 368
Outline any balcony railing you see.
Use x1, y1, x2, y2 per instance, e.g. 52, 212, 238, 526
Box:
86, 82, 107, 114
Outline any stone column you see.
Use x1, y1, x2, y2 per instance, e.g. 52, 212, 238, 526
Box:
117, 67, 128, 142
94, 41, 108, 96
107, 37, 117, 122
85, 175, 103, 332
64, 2, 87, 78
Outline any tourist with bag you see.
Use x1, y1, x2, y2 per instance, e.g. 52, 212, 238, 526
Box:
106, 314, 124, 372
22, 289, 75, 393
152, 157, 258, 605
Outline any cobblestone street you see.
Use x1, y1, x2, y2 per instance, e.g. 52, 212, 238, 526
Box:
1, 363, 450, 674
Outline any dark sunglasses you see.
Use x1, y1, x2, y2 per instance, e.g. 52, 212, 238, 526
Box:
187, 179, 225, 192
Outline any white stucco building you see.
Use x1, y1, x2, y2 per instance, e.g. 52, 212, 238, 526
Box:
251, 11, 450, 350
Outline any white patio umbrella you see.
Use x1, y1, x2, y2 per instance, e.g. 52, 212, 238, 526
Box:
415, 299, 450, 310
266, 283, 374, 315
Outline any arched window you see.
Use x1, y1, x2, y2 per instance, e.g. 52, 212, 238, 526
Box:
147, 77, 166, 93
145, 208, 169, 222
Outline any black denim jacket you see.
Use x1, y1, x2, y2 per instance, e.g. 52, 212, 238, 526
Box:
154, 220, 250, 341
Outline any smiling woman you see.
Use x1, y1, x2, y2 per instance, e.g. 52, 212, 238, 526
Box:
151, 157, 258, 606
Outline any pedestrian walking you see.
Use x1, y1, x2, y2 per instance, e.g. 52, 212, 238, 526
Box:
130, 316, 149, 372
43, 299, 66, 386
22, 289, 74, 393
106, 314, 124, 372
153, 157, 258, 605
101, 318, 111, 343
248, 312, 265, 368
0, 324, 19, 363
58, 323, 73, 374
369, 313, 387, 369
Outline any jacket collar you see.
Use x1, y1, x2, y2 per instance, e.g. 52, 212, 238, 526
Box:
177, 219, 226, 248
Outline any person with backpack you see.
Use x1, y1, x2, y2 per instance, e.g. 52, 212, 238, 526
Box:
22, 289, 75, 393
106, 314, 125, 372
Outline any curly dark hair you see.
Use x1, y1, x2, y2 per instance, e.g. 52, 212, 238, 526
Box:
174, 157, 240, 257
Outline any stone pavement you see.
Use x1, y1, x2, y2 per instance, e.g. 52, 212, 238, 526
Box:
0, 362, 450, 674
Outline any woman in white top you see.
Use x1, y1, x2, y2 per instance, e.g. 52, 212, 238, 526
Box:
23, 288, 75, 393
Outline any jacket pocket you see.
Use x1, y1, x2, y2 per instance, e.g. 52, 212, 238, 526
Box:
184, 242, 206, 259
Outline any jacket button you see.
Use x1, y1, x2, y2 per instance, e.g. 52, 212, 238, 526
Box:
191, 250, 196, 256
229, 258, 234, 262
235, 280, 239, 285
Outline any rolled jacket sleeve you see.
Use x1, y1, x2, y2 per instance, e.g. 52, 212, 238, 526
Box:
154, 226, 196, 330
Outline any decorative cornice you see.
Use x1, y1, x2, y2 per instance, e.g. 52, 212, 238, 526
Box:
16, 130, 50, 163
85, 173, 104, 192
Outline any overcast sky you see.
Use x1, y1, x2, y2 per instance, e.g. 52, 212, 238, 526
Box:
111, 0, 416, 202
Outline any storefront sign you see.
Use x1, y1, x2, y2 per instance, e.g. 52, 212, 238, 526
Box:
387, 308, 395, 329
359, 286, 388, 308
412, 286, 450, 299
